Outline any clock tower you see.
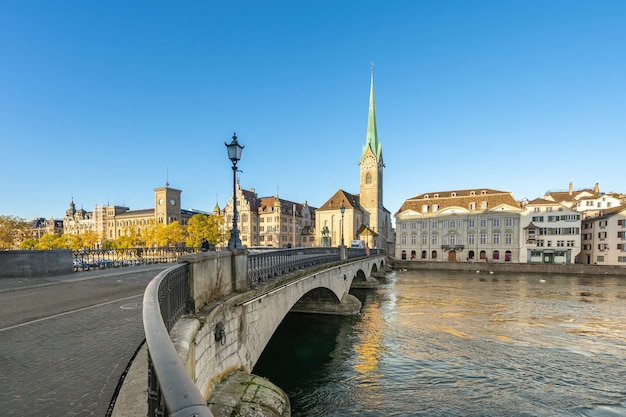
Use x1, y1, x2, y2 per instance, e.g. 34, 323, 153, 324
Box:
154, 185, 182, 224
359, 66, 384, 247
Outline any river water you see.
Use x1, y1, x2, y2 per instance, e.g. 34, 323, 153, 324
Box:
253, 270, 626, 417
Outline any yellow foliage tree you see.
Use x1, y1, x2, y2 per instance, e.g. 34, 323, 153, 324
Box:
0, 215, 30, 250
186, 214, 224, 247
155, 221, 186, 247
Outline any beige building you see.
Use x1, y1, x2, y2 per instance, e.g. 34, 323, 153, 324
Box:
395, 189, 522, 262
62, 184, 203, 245
579, 206, 626, 265
219, 184, 317, 248
315, 69, 395, 253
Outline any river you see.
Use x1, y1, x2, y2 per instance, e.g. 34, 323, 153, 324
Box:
253, 269, 626, 417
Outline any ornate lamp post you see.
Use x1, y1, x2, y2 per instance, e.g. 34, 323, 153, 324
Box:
225, 133, 244, 249
340, 202, 345, 246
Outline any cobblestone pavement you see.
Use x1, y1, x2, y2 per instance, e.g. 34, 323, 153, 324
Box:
0, 265, 170, 417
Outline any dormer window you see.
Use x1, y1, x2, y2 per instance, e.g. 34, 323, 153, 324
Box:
470, 191, 476, 196
451, 192, 457, 197
481, 201, 487, 209
481, 190, 487, 195
422, 205, 428, 213
434, 194, 439, 198
424, 195, 429, 199
432, 204, 438, 212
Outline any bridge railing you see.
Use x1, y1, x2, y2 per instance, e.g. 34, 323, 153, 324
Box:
143, 263, 213, 417
72, 246, 204, 270
248, 247, 340, 284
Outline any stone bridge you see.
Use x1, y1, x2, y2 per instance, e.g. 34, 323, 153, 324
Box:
143, 248, 388, 417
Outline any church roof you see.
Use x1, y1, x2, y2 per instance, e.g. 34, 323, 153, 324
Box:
318, 189, 363, 212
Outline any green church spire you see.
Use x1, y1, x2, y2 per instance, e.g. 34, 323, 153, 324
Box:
362, 63, 382, 160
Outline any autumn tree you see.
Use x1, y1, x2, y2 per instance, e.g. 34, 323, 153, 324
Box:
155, 221, 186, 246
186, 214, 224, 247
0, 215, 30, 250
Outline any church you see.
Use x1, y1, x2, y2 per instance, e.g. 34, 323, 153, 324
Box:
315, 69, 395, 254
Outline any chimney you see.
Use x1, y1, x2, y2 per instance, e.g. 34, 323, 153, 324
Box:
594, 183, 599, 195
569, 182, 573, 195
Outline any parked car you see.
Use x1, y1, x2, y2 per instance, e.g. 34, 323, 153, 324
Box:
97, 259, 114, 269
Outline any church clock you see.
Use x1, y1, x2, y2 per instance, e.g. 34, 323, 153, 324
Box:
362, 155, 376, 169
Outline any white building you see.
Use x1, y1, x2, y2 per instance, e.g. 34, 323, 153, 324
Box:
519, 198, 581, 264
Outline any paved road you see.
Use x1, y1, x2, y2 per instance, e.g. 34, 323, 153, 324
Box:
0, 264, 170, 417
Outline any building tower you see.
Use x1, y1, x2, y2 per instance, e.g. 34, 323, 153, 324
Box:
359, 66, 384, 248
154, 185, 182, 224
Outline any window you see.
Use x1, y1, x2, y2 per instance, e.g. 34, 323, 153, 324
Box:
537, 239, 544, 247
481, 201, 488, 209
401, 222, 407, 230
432, 205, 439, 212
532, 216, 544, 222
431, 234, 438, 244
366, 172, 372, 184
421, 234, 428, 245
457, 236, 463, 245
480, 234, 487, 244
411, 235, 417, 245
422, 205, 428, 213
411, 221, 417, 229
557, 240, 565, 247
401, 235, 407, 245
505, 218, 513, 227
432, 221, 438, 229
442, 220, 449, 229
468, 234, 475, 245
480, 219, 487, 227
505, 233, 512, 245
548, 215, 559, 222
443, 235, 448, 245
458, 220, 463, 228
469, 202, 476, 210
493, 250, 500, 260
422, 221, 428, 229
493, 233, 500, 245
493, 218, 500, 227
450, 220, 456, 228
468, 219, 475, 228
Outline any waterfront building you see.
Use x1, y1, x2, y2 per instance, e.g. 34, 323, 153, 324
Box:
315, 68, 395, 253
395, 189, 522, 262
519, 198, 581, 264
544, 182, 621, 218
219, 184, 317, 248
579, 206, 626, 265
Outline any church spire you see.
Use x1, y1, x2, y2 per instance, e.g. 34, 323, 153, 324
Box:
362, 62, 382, 159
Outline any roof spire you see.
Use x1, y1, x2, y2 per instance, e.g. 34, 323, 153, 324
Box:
362, 62, 381, 159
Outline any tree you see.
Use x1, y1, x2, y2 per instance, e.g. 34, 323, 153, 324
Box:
186, 214, 224, 247
155, 221, 186, 246
0, 215, 30, 250
36, 233, 60, 250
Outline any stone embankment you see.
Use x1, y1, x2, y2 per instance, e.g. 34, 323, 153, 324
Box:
391, 259, 626, 276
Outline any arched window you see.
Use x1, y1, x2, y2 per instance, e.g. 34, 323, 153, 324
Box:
410, 250, 416, 260
401, 250, 407, 260
366, 172, 372, 184
479, 250, 486, 260
505, 250, 512, 262
431, 250, 438, 259
468, 250, 475, 260
493, 250, 500, 260
421, 250, 427, 259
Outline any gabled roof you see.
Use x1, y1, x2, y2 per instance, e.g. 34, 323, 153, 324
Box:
396, 188, 520, 215
583, 205, 626, 221
318, 189, 363, 212
527, 198, 559, 205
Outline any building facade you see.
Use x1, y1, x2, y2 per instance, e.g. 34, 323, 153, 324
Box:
62, 184, 202, 245
519, 198, 581, 264
219, 184, 317, 248
579, 206, 626, 265
395, 189, 522, 262
316, 68, 395, 253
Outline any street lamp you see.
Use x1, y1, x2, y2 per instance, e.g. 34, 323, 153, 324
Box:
365, 223, 369, 248
340, 201, 345, 246
225, 132, 244, 249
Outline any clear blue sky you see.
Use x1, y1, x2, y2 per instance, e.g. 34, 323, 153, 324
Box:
1, 1, 625, 222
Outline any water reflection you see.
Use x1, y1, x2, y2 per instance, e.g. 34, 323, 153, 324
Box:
254, 270, 626, 416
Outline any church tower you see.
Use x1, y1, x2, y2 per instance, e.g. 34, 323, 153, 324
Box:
359, 66, 384, 247
154, 184, 182, 225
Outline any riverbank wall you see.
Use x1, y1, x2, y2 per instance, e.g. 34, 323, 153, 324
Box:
391, 259, 626, 276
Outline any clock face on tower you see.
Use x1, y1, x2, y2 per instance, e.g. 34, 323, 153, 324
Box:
362, 155, 376, 169
158, 198, 164, 205
170, 199, 176, 206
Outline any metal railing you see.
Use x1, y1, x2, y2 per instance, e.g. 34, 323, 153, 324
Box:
143, 263, 213, 417
73, 246, 203, 271
248, 247, 340, 284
